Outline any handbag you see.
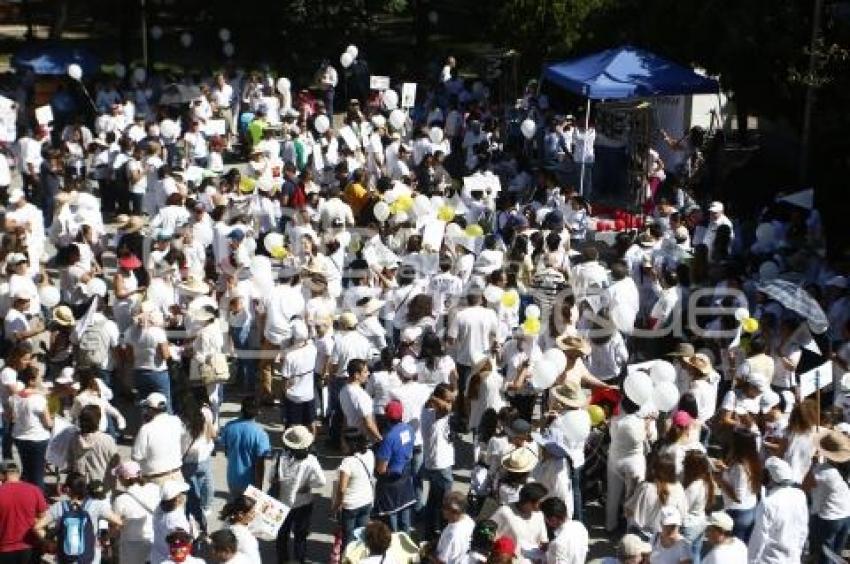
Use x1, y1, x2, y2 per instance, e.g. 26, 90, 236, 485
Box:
200, 352, 230, 385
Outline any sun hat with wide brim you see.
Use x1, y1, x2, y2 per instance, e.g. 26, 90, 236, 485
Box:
177, 277, 211, 296
357, 297, 385, 317
550, 380, 587, 409
666, 342, 696, 358
123, 216, 145, 234
501, 447, 538, 474
681, 353, 712, 376
555, 335, 591, 356
282, 425, 314, 450
51, 305, 75, 327
815, 428, 850, 463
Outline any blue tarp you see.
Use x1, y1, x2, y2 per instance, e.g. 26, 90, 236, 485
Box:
543, 46, 719, 100
11, 43, 99, 77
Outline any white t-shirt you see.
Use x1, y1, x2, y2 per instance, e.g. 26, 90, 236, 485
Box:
421, 408, 454, 470
366, 370, 402, 414
436, 514, 475, 563
390, 382, 432, 447
229, 523, 260, 562
340, 383, 374, 432
3, 309, 30, 341
490, 505, 548, 557
649, 536, 690, 564
282, 342, 317, 403
702, 537, 748, 564
338, 450, 375, 510
545, 521, 589, 564
128, 159, 146, 194
150, 507, 191, 564
448, 305, 498, 366
812, 463, 850, 520
11, 392, 50, 441
131, 414, 186, 475
721, 463, 758, 511
417, 356, 456, 388
124, 325, 168, 371
330, 330, 373, 379
113, 483, 161, 542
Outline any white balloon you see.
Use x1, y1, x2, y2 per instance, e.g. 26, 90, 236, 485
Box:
759, 261, 779, 281
520, 119, 536, 139
428, 10, 439, 24
86, 277, 108, 298
371, 114, 386, 128
276, 77, 291, 94
218, 28, 231, 42
525, 304, 541, 320
413, 194, 431, 217
373, 201, 390, 222
314, 114, 330, 134
263, 232, 284, 254
340, 52, 354, 68
383, 89, 399, 110
756, 222, 775, 243
180, 32, 192, 48
530, 360, 559, 390
649, 360, 676, 383
734, 307, 750, 322
388, 109, 405, 130
114, 63, 126, 78
624, 371, 654, 406
223, 42, 235, 57
543, 348, 567, 375
654, 381, 681, 412
150, 25, 163, 40
39, 286, 60, 308
484, 285, 504, 304
559, 409, 592, 443
445, 222, 463, 240
346, 45, 358, 59
250, 255, 272, 276
67, 64, 83, 81
133, 67, 146, 84
429, 126, 444, 144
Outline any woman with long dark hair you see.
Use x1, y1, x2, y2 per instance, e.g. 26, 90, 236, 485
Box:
681, 450, 716, 563
418, 331, 458, 390
714, 427, 761, 542
180, 389, 217, 536
220, 494, 260, 561
624, 453, 688, 538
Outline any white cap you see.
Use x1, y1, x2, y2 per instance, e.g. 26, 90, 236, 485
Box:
659, 506, 682, 526
160, 480, 190, 501
759, 390, 780, 413
836, 422, 850, 436
6, 253, 27, 265
141, 392, 168, 409
708, 201, 724, 213
400, 325, 422, 344
398, 355, 418, 379
8, 189, 24, 204
11, 287, 35, 300
764, 456, 793, 483
619, 534, 651, 557
707, 511, 734, 532
745, 371, 769, 391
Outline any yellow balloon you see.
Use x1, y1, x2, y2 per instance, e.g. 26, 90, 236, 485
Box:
270, 245, 288, 259
437, 206, 456, 222
239, 177, 256, 194
522, 317, 540, 336
587, 404, 606, 426
501, 290, 519, 308
395, 194, 413, 213
465, 224, 484, 237
742, 317, 759, 334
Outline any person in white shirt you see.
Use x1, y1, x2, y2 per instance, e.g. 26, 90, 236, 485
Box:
748, 457, 807, 564
131, 393, 188, 484
804, 428, 850, 563
213, 73, 235, 141
702, 512, 747, 564
490, 482, 549, 562
219, 495, 261, 562
209, 529, 251, 564
339, 358, 382, 442
702, 201, 734, 259
333, 431, 376, 546
281, 319, 318, 431
441, 56, 456, 83
541, 497, 588, 564
420, 385, 456, 538
112, 460, 162, 564
435, 492, 476, 564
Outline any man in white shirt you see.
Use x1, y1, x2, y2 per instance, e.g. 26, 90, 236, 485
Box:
339, 358, 381, 442
213, 73, 234, 142
541, 497, 588, 564
748, 457, 808, 564
441, 56, 456, 83
320, 62, 338, 116
259, 269, 305, 403
491, 483, 549, 563
605, 260, 639, 335
420, 386, 456, 538
702, 200, 734, 258
3, 288, 45, 348
702, 511, 747, 564
112, 460, 161, 564
131, 393, 187, 484
435, 492, 475, 564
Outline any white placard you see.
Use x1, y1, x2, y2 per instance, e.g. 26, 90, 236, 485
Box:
401, 83, 417, 108
338, 125, 360, 150
370, 75, 390, 90
35, 104, 53, 125
0, 96, 16, 143
204, 119, 226, 136
799, 360, 832, 398
242, 485, 290, 541
421, 218, 446, 251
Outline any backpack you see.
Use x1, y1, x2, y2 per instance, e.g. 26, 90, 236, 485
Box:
75, 319, 110, 369
57, 499, 96, 564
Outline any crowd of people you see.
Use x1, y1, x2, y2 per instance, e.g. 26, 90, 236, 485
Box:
0, 47, 847, 564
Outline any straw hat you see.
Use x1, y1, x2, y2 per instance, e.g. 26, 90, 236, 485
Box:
556, 335, 591, 356
114, 214, 130, 229
51, 305, 75, 327
550, 380, 587, 409
500, 447, 538, 474
177, 277, 211, 296
357, 297, 385, 317
666, 342, 695, 358
681, 353, 712, 376
815, 428, 850, 463
123, 216, 145, 234
339, 312, 358, 330
282, 425, 314, 450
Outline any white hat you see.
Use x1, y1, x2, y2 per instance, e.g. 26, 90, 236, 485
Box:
745, 371, 769, 391
55, 367, 75, 385
141, 392, 168, 409
707, 511, 734, 532
708, 201, 724, 213
400, 326, 422, 344
618, 534, 652, 557
826, 276, 848, 289
291, 318, 309, 342
398, 355, 418, 380
764, 456, 793, 483
160, 480, 190, 501
8, 189, 24, 204
11, 287, 35, 300
659, 506, 682, 527
759, 390, 780, 413
6, 253, 27, 265
282, 425, 314, 450
339, 312, 358, 330
500, 447, 538, 473
735, 397, 760, 415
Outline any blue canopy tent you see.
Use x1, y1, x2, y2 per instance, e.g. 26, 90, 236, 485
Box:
11, 44, 99, 77
541, 46, 719, 195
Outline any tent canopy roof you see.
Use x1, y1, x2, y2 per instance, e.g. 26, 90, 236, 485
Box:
543, 45, 719, 100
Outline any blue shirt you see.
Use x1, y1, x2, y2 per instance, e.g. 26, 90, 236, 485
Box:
219, 418, 270, 493
376, 422, 414, 475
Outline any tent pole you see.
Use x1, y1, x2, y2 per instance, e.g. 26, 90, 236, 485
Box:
579, 98, 590, 196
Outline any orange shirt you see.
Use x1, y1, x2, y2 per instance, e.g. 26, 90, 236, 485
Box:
344, 182, 369, 216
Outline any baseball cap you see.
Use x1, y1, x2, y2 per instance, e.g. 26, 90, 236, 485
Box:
227, 228, 245, 241
11, 287, 35, 300
707, 511, 734, 532
764, 456, 793, 483
6, 253, 27, 265
111, 460, 142, 480
619, 533, 651, 557
55, 367, 75, 385
506, 418, 532, 437
385, 399, 404, 422
141, 392, 168, 409
671, 410, 694, 428
708, 201, 724, 213
491, 536, 516, 556
745, 371, 769, 391
659, 506, 682, 527
397, 355, 418, 380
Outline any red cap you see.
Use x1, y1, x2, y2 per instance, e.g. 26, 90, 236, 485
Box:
492, 536, 516, 556
671, 410, 694, 428
118, 254, 142, 270
385, 399, 404, 422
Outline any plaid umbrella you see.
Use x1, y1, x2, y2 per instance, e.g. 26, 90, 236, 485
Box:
757, 279, 828, 334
